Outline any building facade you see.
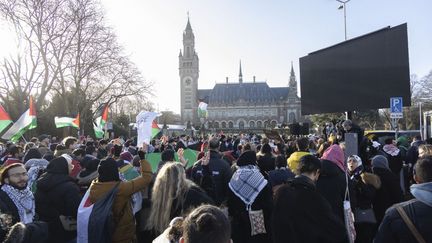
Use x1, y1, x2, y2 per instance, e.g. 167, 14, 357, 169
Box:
179, 18, 302, 131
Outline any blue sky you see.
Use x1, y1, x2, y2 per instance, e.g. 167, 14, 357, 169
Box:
1, 0, 431, 113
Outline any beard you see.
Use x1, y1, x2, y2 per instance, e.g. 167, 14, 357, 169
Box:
10, 182, 28, 191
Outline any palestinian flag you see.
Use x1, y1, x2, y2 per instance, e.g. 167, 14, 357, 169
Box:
198, 101, 208, 118
1, 97, 37, 142
55, 113, 80, 128
93, 104, 108, 139
0, 104, 12, 134
151, 120, 160, 139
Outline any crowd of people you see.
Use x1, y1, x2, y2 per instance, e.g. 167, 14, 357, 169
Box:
0, 119, 431, 243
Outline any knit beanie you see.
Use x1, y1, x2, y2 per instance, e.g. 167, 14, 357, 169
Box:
98, 158, 120, 182
371, 155, 390, 170
23, 148, 42, 163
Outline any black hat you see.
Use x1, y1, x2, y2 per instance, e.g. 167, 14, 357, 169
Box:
38, 134, 50, 142
97, 158, 120, 182
236, 150, 257, 166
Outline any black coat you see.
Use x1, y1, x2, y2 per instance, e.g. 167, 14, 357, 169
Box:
316, 159, 351, 222
0, 189, 20, 241
35, 159, 82, 243
383, 151, 403, 176
191, 151, 231, 206
228, 182, 273, 243
272, 176, 347, 243
372, 167, 403, 225
374, 199, 432, 243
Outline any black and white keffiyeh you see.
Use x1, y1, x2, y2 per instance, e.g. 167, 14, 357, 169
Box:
229, 165, 267, 210
1, 185, 35, 223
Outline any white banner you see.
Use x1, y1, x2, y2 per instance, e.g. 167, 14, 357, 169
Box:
136, 111, 159, 147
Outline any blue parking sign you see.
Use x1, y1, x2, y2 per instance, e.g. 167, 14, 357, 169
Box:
390, 97, 403, 118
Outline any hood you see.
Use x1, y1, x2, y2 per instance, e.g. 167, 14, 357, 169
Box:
46, 157, 69, 174
321, 145, 345, 172
410, 182, 432, 207
291, 175, 316, 191
397, 136, 410, 149
23, 148, 42, 162
320, 159, 344, 177
361, 172, 381, 189
36, 172, 74, 192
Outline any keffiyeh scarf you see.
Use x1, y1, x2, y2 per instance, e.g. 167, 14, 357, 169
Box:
1, 185, 35, 223
229, 165, 267, 210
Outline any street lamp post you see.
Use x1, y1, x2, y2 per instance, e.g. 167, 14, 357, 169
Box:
337, 0, 351, 41
337, 0, 352, 120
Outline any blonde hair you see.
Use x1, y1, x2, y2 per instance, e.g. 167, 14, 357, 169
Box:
147, 162, 194, 233
419, 144, 432, 158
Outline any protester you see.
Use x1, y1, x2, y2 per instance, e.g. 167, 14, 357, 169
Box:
287, 137, 310, 174
191, 138, 231, 206
418, 144, 432, 158
227, 150, 272, 243
0, 164, 35, 241
268, 155, 295, 193
38, 134, 51, 156
371, 155, 403, 225
374, 156, 432, 242
256, 143, 276, 176
76, 158, 100, 188
88, 156, 152, 243
35, 156, 82, 243
272, 155, 347, 243
382, 138, 403, 177
316, 144, 350, 221
147, 162, 213, 235
347, 155, 381, 243
180, 205, 231, 243
22, 148, 42, 163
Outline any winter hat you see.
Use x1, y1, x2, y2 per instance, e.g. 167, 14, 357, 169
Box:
46, 157, 69, 175
23, 148, 42, 163
347, 155, 362, 166
81, 155, 96, 168
3, 158, 23, 167
322, 144, 345, 172
120, 151, 133, 162
85, 158, 100, 173
236, 150, 257, 166
371, 155, 390, 170
98, 158, 120, 182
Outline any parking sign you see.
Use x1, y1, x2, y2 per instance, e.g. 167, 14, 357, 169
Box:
390, 97, 403, 118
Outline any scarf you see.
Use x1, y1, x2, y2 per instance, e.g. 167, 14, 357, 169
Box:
228, 165, 267, 210
383, 144, 400, 157
410, 182, 432, 207
1, 185, 35, 224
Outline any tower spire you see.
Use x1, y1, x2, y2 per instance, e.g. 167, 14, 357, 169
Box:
290, 61, 295, 76
239, 60, 243, 83
186, 11, 192, 31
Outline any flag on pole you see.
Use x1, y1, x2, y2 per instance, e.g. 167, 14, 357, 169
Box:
151, 120, 160, 139
198, 101, 208, 118
0, 104, 12, 134
1, 97, 37, 142
136, 111, 159, 146
93, 104, 109, 139
55, 113, 80, 128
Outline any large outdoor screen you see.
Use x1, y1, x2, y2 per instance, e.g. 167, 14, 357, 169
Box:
299, 23, 410, 115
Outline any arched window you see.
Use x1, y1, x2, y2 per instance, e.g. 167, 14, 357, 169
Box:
214, 122, 219, 129
256, 121, 262, 128
271, 120, 277, 128
289, 112, 296, 123
221, 122, 226, 129
264, 121, 269, 128
239, 121, 245, 130
249, 121, 255, 128
228, 121, 234, 128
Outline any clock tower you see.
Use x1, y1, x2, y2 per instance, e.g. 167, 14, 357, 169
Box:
179, 16, 199, 124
